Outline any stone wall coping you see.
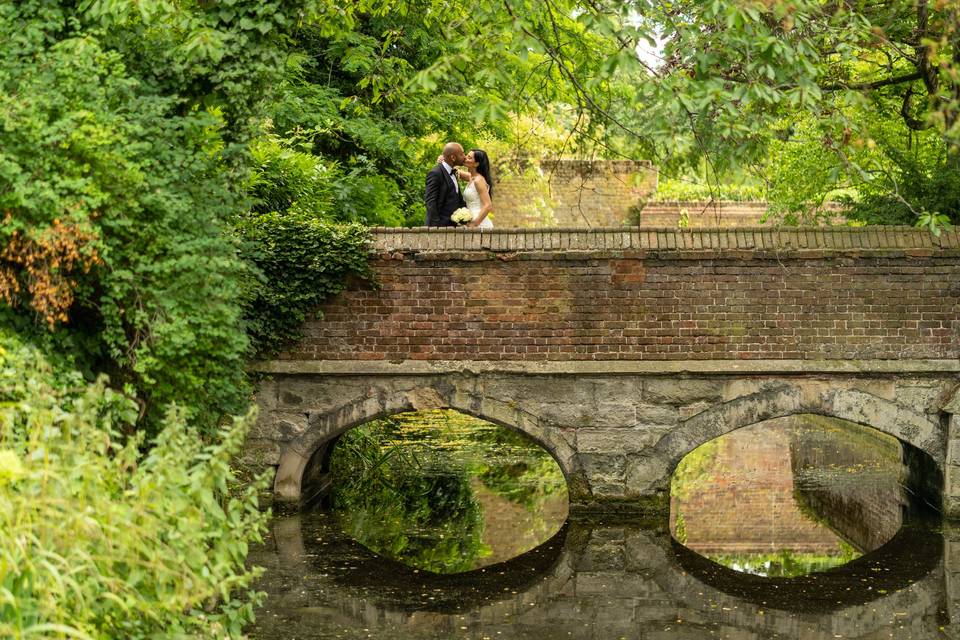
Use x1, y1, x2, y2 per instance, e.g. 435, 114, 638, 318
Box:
645, 200, 770, 206
253, 359, 960, 377
367, 226, 958, 255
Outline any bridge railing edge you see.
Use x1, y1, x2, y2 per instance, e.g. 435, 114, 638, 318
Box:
365, 226, 960, 254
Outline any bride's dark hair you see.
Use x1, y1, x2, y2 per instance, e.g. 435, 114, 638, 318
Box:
471, 149, 494, 198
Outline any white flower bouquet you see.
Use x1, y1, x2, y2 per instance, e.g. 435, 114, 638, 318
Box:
451, 208, 474, 226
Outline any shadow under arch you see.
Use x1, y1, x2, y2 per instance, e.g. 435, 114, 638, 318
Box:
670, 523, 942, 613
642, 384, 945, 507
274, 383, 577, 506
278, 512, 571, 613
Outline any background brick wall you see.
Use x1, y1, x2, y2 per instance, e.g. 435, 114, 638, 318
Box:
279, 228, 960, 362
492, 158, 657, 227
638, 201, 768, 227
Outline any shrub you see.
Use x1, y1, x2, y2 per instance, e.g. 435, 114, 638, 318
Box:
0, 332, 269, 638
246, 135, 406, 226
841, 153, 960, 226
0, 2, 269, 435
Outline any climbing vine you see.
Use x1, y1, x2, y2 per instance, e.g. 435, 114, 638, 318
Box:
236, 214, 376, 358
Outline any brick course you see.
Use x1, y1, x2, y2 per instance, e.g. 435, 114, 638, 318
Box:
279, 227, 960, 362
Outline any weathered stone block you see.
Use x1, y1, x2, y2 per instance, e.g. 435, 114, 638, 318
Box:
634, 403, 680, 427
624, 456, 670, 496
253, 411, 307, 441
578, 427, 667, 454
643, 379, 724, 405
240, 438, 281, 466
678, 400, 712, 420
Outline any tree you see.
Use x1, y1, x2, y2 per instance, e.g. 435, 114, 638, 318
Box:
0, 0, 343, 432
424, 0, 960, 224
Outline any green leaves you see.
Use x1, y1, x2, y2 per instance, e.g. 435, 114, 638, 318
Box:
235, 215, 375, 357
0, 333, 269, 638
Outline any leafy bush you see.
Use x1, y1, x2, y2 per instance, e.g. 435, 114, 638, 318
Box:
0, 332, 269, 638
235, 215, 375, 357
841, 153, 960, 227
248, 136, 339, 218
330, 423, 488, 574
247, 136, 405, 226
0, 2, 299, 434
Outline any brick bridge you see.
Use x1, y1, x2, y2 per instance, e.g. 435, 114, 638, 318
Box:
250, 227, 960, 517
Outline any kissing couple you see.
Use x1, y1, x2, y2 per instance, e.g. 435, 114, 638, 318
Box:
424, 142, 494, 228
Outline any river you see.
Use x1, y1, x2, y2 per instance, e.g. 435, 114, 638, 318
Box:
247, 411, 953, 639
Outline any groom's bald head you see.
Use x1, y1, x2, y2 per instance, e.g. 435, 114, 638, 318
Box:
442, 142, 465, 165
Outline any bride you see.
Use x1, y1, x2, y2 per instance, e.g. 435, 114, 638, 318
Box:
448, 149, 494, 228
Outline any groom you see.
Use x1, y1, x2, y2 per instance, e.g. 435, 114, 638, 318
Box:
424, 142, 466, 227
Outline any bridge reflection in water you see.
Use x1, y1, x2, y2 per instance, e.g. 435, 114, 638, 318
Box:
248, 513, 948, 639
670, 414, 916, 577
249, 413, 959, 639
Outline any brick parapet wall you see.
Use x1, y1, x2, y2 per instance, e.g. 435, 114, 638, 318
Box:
279, 227, 960, 362
370, 226, 960, 253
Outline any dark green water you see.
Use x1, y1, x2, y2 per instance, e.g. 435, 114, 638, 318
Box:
248, 412, 955, 639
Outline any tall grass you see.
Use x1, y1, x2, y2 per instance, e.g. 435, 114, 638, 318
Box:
0, 334, 268, 638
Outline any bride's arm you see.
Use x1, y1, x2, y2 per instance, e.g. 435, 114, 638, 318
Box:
436, 155, 469, 181
468, 177, 493, 227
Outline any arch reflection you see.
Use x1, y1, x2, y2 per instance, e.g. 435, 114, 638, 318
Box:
324, 409, 569, 574
248, 514, 949, 640
670, 414, 939, 578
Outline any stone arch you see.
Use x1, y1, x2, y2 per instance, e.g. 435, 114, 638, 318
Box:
627, 381, 945, 499
273, 378, 577, 503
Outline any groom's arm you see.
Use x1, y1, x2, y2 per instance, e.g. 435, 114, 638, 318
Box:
424, 170, 442, 226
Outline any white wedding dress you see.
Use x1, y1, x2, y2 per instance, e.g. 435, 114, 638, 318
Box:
463, 180, 494, 229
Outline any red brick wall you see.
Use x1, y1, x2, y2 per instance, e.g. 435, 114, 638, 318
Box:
638, 201, 846, 228
639, 201, 768, 227
670, 424, 845, 554
279, 228, 960, 362
492, 159, 657, 227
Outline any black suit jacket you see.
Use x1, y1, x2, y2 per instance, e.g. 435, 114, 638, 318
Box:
424, 164, 465, 227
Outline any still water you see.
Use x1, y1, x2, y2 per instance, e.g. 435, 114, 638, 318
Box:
249, 412, 954, 639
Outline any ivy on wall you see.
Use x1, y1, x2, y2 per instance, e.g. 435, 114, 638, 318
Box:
236, 215, 376, 358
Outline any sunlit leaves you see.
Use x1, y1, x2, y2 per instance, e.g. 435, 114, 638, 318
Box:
0, 334, 269, 637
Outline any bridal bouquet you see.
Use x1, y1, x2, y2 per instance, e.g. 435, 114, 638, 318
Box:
451, 208, 473, 226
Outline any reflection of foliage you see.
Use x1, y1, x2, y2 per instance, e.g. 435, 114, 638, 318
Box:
670, 438, 722, 501
673, 512, 687, 545
472, 427, 567, 509
708, 547, 860, 578
330, 425, 489, 574
328, 410, 568, 574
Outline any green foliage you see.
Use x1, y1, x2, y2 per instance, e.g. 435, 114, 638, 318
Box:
842, 151, 960, 227
235, 215, 375, 357
328, 410, 568, 574
247, 136, 405, 225
330, 426, 489, 574
259, 0, 579, 227
412, 0, 960, 224
0, 331, 269, 638
707, 548, 860, 578
0, 1, 327, 433
670, 438, 722, 502
654, 180, 766, 202
248, 136, 340, 218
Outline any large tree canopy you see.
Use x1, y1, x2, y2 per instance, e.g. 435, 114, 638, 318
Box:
407, 0, 960, 224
